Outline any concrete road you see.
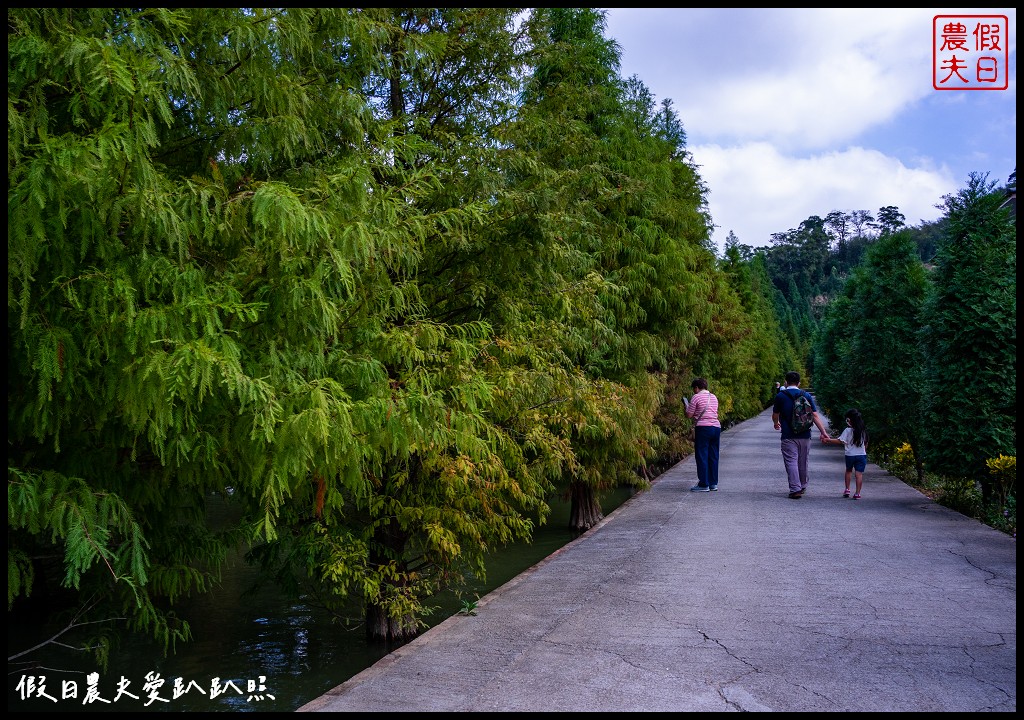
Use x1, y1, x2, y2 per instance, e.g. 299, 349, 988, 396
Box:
299, 407, 1017, 712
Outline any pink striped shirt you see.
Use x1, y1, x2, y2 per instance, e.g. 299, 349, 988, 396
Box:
686, 390, 721, 427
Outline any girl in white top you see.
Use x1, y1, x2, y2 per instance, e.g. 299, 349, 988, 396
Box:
823, 408, 869, 499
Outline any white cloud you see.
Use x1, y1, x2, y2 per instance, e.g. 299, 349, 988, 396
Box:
604, 8, 1016, 249
652, 9, 942, 150
692, 143, 956, 249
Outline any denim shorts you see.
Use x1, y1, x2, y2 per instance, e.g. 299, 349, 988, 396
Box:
845, 455, 867, 472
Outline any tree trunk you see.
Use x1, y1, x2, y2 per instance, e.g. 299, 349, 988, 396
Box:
912, 443, 926, 486
364, 603, 419, 645
979, 476, 994, 507
364, 513, 418, 643
568, 480, 603, 534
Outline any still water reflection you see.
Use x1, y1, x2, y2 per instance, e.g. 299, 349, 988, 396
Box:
8, 488, 633, 713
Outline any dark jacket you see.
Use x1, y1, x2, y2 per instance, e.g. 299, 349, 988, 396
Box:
773, 388, 816, 440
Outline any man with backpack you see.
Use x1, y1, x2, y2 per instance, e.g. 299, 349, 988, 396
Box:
772, 371, 830, 499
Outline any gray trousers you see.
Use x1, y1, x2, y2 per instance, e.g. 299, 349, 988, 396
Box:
780, 438, 810, 493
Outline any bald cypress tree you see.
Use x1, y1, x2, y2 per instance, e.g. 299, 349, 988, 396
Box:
717, 245, 790, 417
320, 7, 561, 642
520, 9, 716, 530
9, 7, 775, 660
7, 7, 557, 655
9, 6, 386, 660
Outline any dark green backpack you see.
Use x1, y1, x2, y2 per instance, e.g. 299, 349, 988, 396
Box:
786, 390, 814, 434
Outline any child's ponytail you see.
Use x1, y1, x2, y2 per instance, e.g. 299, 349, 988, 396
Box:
845, 409, 867, 447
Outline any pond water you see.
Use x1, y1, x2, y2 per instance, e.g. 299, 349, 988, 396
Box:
7, 487, 634, 713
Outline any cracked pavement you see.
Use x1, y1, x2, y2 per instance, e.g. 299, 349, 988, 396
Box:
299, 407, 1016, 712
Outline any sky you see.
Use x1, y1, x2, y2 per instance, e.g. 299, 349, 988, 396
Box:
602, 8, 1017, 251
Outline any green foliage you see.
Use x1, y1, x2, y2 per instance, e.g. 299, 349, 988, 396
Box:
517, 8, 718, 528
717, 246, 791, 416
874, 446, 1015, 537
986, 455, 1016, 509
457, 596, 480, 616
919, 173, 1016, 500
9, 6, 416, 655
874, 205, 907, 236
905, 218, 946, 262
7, 468, 194, 665
812, 230, 928, 469
8, 469, 149, 596
10, 6, 886, 661
984, 494, 1015, 537
935, 477, 983, 517
809, 173, 1015, 537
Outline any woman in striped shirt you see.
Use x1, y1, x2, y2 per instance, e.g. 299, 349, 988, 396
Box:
685, 377, 722, 492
